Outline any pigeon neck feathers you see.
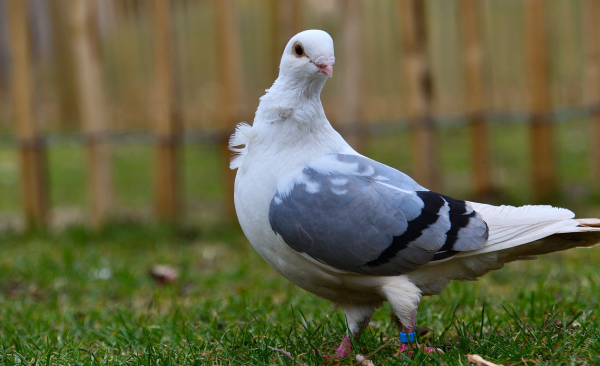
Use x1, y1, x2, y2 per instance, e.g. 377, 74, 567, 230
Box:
255, 29, 335, 128
230, 30, 351, 171
255, 75, 327, 127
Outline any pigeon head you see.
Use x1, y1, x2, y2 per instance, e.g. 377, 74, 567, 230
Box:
279, 30, 335, 81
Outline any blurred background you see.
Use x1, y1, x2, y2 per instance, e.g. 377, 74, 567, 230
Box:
1, 0, 600, 230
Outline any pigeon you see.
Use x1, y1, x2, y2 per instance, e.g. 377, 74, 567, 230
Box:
230, 29, 600, 358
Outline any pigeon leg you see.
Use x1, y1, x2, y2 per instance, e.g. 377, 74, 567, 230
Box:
382, 280, 443, 356
396, 323, 443, 356
332, 304, 375, 359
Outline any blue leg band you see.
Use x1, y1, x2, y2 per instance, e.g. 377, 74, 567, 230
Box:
400, 331, 417, 343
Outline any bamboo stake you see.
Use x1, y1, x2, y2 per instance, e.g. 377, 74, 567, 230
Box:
48, 0, 80, 129
398, 0, 439, 190
270, 0, 302, 74
110, 0, 132, 129
151, 0, 180, 221
459, 0, 493, 199
215, 0, 245, 220
71, 0, 113, 227
290, 0, 301, 35
270, 0, 282, 80
584, 0, 600, 186
338, 0, 365, 152
7, 0, 49, 228
525, 0, 555, 201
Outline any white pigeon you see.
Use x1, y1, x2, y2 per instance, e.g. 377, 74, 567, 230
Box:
230, 29, 600, 358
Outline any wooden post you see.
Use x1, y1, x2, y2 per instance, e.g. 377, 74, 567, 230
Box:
7, 0, 49, 228
151, 0, 179, 221
338, 0, 365, 151
270, 0, 302, 75
398, 0, 439, 190
48, 0, 80, 129
459, 0, 493, 199
584, 0, 600, 186
71, 0, 113, 227
215, 0, 245, 220
525, 0, 555, 201
289, 0, 302, 36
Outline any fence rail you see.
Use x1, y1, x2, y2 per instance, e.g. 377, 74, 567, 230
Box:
0, 0, 599, 228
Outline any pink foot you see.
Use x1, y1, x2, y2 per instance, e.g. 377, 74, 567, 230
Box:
397, 343, 444, 357
321, 335, 353, 363
335, 335, 353, 358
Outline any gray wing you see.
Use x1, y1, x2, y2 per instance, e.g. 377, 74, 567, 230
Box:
269, 154, 489, 276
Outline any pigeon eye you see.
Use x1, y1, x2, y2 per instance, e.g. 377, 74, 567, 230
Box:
293, 43, 304, 57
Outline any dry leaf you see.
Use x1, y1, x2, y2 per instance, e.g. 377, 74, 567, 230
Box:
467, 354, 503, 366
150, 265, 178, 285
355, 354, 375, 366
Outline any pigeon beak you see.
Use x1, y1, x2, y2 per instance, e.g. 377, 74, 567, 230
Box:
314, 56, 335, 78
317, 64, 334, 78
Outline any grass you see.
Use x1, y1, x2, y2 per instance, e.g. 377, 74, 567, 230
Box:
1, 120, 600, 364
0, 223, 599, 365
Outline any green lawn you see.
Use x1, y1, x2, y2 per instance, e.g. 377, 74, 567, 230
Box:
0, 224, 599, 365
1, 120, 600, 364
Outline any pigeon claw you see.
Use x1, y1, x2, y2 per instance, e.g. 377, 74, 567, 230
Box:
320, 335, 353, 364
396, 343, 444, 357
334, 335, 353, 358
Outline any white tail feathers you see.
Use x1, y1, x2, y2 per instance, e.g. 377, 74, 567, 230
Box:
469, 202, 575, 227
455, 202, 592, 259
229, 123, 254, 170
417, 210, 600, 294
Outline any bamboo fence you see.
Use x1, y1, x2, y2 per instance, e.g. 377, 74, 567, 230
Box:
0, 0, 599, 228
